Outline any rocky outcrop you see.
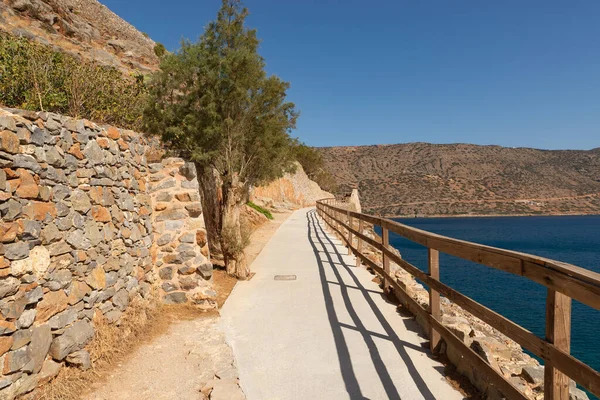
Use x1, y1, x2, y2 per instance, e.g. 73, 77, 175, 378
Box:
251, 162, 332, 210
0, 0, 159, 74
0, 108, 214, 399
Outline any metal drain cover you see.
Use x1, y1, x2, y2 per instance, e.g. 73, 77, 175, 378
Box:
274, 275, 297, 281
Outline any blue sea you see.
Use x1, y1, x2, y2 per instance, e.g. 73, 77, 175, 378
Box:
375, 215, 600, 398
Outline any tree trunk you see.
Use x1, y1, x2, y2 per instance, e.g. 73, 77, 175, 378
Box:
220, 174, 249, 279
196, 164, 223, 260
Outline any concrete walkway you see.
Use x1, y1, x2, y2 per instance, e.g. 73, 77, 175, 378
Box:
220, 208, 464, 400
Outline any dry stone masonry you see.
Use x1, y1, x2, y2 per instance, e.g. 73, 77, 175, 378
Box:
149, 158, 215, 307
0, 108, 215, 399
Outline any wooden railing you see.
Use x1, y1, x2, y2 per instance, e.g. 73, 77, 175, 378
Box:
316, 198, 600, 400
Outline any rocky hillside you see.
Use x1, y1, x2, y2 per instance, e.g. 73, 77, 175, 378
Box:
319, 143, 600, 216
251, 162, 333, 210
0, 0, 159, 73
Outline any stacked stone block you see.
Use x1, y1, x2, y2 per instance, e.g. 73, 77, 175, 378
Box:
0, 108, 215, 399
149, 158, 215, 306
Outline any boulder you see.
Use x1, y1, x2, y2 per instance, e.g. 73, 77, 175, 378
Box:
49, 320, 94, 360
104, 309, 122, 323
41, 223, 62, 243
38, 359, 62, 384
470, 338, 500, 371
570, 387, 590, 400
3, 347, 31, 374
10, 246, 50, 277
0, 277, 20, 298
0, 130, 20, 154
16, 310, 36, 329
67, 281, 91, 305
25, 323, 52, 373
112, 289, 129, 311
0, 336, 13, 357
35, 290, 68, 322
10, 329, 31, 350
65, 349, 91, 370
48, 308, 78, 330
15, 169, 39, 199
85, 266, 106, 290
71, 190, 92, 213
4, 242, 30, 260
521, 365, 544, 388
163, 291, 187, 304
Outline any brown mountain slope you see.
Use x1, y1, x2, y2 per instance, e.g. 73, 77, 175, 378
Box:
319, 143, 600, 216
0, 0, 159, 73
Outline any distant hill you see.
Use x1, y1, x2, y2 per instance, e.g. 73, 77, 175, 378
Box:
0, 0, 159, 73
319, 143, 600, 216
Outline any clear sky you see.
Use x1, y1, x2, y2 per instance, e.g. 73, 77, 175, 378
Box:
103, 0, 600, 150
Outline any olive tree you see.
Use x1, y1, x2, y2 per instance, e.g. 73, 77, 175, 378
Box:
144, 0, 298, 279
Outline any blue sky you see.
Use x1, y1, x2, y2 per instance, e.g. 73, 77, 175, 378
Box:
103, 0, 600, 150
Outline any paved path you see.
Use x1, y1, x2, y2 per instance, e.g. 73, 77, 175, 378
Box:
221, 208, 463, 400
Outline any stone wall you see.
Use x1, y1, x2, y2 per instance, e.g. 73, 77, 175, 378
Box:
149, 158, 215, 307
0, 108, 214, 399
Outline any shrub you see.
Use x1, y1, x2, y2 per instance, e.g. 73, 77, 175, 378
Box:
153, 43, 166, 58
0, 32, 148, 130
291, 141, 337, 192
247, 201, 273, 220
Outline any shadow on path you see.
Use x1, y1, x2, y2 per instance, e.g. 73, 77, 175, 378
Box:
306, 210, 436, 400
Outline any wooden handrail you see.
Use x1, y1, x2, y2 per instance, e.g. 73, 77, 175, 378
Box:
316, 198, 600, 400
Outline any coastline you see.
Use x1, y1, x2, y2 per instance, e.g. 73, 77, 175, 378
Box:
381, 211, 600, 219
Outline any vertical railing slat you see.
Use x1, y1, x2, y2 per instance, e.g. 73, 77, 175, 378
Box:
382, 227, 390, 291
356, 219, 363, 268
347, 210, 353, 255
428, 248, 441, 351
545, 289, 572, 400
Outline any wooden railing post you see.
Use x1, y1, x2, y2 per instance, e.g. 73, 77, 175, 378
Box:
428, 248, 441, 351
382, 227, 390, 291
356, 219, 363, 268
334, 209, 338, 233
545, 289, 572, 400
347, 211, 353, 255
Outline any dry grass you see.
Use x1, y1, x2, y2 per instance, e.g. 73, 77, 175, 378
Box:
29, 291, 215, 400
213, 268, 238, 308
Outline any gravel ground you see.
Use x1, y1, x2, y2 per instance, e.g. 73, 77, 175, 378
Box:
84, 314, 245, 400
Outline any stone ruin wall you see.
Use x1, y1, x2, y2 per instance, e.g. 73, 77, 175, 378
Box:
0, 108, 214, 399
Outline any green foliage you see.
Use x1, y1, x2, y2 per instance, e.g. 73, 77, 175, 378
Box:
0, 33, 147, 130
291, 141, 337, 192
247, 201, 273, 220
144, 0, 298, 190
153, 43, 166, 58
